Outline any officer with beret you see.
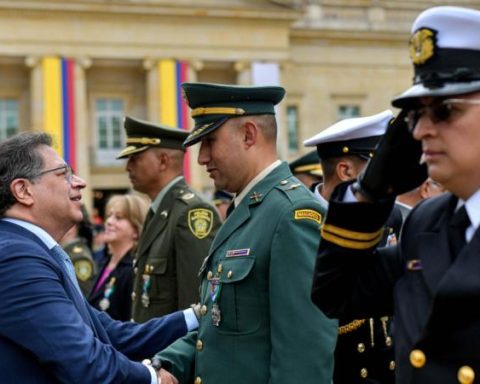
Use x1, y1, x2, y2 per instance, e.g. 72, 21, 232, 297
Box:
312, 6, 480, 384
305, 110, 403, 384
154, 82, 338, 384
288, 150, 323, 190
118, 116, 221, 322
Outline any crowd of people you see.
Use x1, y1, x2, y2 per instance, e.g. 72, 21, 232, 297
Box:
1, 5, 479, 384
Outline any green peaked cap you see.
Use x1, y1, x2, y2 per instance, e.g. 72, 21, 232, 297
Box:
182, 82, 285, 147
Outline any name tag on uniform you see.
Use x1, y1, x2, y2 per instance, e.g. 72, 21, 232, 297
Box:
406, 259, 422, 271
226, 249, 250, 257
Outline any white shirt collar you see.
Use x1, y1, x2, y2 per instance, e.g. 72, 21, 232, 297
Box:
234, 160, 282, 207
2, 218, 57, 249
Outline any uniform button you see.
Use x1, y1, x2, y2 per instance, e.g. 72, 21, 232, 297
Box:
389, 361, 396, 371
131, 292, 136, 301
200, 305, 208, 316
207, 271, 213, 279
130, 318, 135, 322
217, 263, 223, 273
134, 267, 138, 275
360, 368, 368, 378
227, 270, 233, 278
357, 343, 365, 353
149, 265, 154, 273
194, 376, 202, 384
458, 366, 475, 384
385, 336, 392, 347
196, 339, 203, 351
409, 349, 426, 368
280, 180, 288, 185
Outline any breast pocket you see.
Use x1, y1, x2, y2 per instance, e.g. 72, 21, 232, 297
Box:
212, 256, 262, 335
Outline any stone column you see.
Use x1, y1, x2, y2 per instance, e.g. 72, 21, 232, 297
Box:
75, 57, 93, 212
25, 56, 43, 132
143, 58, 159, 122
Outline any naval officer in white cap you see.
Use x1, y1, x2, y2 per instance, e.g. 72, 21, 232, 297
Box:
305, 110, 402, 384
312, 6, 480, 384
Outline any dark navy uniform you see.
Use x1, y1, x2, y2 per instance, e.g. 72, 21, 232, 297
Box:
304, 110, 400, 384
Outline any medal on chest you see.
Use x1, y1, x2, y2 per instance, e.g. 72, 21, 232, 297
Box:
100, 276, 116, 311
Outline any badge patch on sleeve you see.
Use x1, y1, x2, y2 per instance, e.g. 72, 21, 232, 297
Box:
188, 209, 214, 239
294, 209, 322, 224
74, 260, 93, 282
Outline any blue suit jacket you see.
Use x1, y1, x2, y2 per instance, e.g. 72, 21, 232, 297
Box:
0, 220, 187, 383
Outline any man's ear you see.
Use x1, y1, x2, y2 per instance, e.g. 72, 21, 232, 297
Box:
242, 120, 258, 148
336, 160, 353, 182
10, 179, 35, 207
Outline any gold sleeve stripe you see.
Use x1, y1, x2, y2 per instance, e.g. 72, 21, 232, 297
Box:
321, 229, 383, 250
322, 224, 383, 241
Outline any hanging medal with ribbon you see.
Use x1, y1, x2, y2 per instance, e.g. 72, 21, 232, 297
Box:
141, 274, 151, 308
99, 276, 116, 311
209, 277, 222, 326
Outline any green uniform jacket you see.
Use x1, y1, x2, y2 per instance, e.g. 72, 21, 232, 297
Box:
132, 178, 221, 322
155, 163, 338, 384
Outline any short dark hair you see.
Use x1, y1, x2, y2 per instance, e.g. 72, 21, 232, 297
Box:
0, 132, 52, 216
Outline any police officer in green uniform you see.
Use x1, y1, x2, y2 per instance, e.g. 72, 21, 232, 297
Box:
153, 83, 337, 384
305, 111, 402, 384
117, 116, 221, 322
61, 217, 96, 296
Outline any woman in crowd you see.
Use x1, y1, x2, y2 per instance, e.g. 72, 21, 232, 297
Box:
88, 194, 148, 321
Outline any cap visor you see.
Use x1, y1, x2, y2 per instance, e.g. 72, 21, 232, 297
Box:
183, 117, 229, 147
116, 145, 149, 159
392, 80, 480, 108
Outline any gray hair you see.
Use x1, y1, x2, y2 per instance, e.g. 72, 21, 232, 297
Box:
0, 131, 52, 216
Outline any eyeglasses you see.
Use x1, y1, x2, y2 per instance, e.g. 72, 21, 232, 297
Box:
406, 98, 480, 132
35, 164, 75, 184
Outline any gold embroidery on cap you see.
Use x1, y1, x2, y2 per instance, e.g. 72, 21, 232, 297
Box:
126, 138, 162, 145
409, 28, 436, 65
191, 107, 245, 117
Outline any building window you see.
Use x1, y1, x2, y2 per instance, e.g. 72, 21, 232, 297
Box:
0, 99, 19, 141
287, 105, 299, 153
338, 105, 360, 120
94, 98, 124, 166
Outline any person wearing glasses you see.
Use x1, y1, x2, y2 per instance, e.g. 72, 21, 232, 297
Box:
312, 6, 480, 384
0, 132, 200, 383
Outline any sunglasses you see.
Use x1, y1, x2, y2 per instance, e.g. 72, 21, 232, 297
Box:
406, 98, 480, 132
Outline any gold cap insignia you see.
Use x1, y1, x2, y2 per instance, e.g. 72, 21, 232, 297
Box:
188, 208, 214, 239
409, 28, 436, 65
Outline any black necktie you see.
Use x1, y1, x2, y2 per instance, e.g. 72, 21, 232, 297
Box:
144, 208, 154, 229
448, 205, 470, 259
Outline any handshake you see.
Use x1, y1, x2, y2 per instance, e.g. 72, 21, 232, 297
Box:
142, 303, 202, 384
352, 109, 428, 201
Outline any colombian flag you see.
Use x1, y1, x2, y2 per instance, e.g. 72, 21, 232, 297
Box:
42, 57, 77, 171
158, 59, 190, 182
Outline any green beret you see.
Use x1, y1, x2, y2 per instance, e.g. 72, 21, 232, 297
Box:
117, 116, 188, 159
181, 82, 285, 147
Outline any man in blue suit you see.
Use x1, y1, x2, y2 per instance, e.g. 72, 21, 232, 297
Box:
0, 132, 199, 383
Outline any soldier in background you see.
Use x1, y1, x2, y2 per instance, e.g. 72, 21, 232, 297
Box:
117, 116, 221, 322
288, 150, 323, 190
396, 178, 446, 221
211, 189, 233, 221
304, 110, 402, 384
